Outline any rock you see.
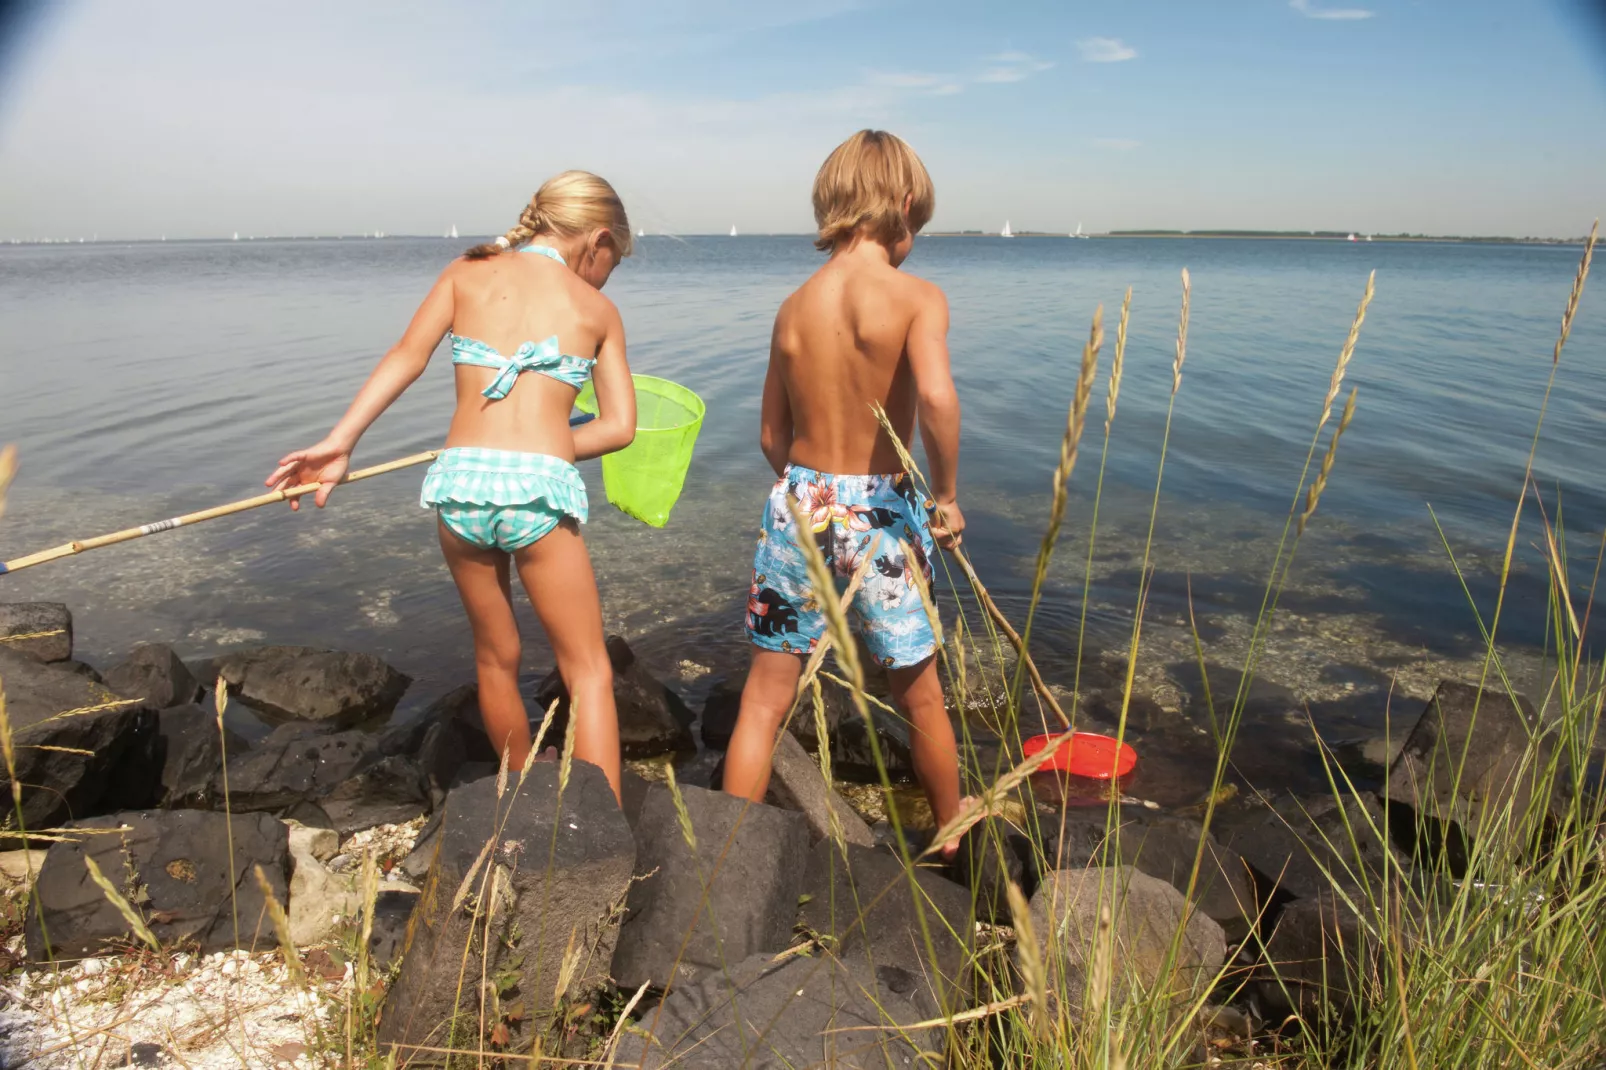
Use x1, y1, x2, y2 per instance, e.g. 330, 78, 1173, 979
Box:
0, 646, 158, 831
533, 635, 694, 759
1385, 680, 1559, 837
103, 644, 203, 710
1039, 806, 1258, 940
153, 704, 244, 809
211, 723, 430, 836
946, 632, 1021, 716
833, 711, 915, 782
112, 1042, 167, 1067
365, 887, 421, 971
619, 767, 653, 830
379, 761, 634, 1055
767, 731, 877, 847
616, 952, 939, 1070
1024, 866, 1227, 1014
0, 849, 46, 887
612, 781, 811, 992
799, 840, 974, 1017
287, 825, 359, 946
950, 817, 1028, 922
25, 809, 290, 960
0, 602, 72, 662
286, 820, 339, 863
700, 675, 849, 751
1256, 890, 1388, 1024
1214, 791, 1404, 902
212, 644, 410, 728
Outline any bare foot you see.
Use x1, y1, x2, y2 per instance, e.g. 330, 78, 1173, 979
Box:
936, 796, 979, 863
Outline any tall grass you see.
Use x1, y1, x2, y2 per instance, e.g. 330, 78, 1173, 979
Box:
4, 229, 1604, 1068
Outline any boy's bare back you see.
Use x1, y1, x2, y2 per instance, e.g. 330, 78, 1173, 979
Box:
767, 249, 949, 478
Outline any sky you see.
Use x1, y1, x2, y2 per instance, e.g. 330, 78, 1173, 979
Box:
0, 0, 1603, 240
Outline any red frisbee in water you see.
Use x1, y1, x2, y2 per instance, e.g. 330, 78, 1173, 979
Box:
1022, 732, 1138, 780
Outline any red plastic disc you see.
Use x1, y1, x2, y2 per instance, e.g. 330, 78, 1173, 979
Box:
1022, 732, 1138, 780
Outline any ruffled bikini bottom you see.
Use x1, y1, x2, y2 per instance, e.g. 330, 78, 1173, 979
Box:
421, 447, 588, 552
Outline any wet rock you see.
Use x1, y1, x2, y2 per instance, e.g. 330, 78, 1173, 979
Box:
0, 646, 158, 831
0, 602, 72, 662
211, 723, 430, 835
1214, 791, 1404, 902
612, 781, 810, 992
212, 645, 410, 728
1385, 680, 1560, 837
365, 887, 421, 971
799, 840, 975, 1018
379, 761, 634, 1056
103, 644, 203, 710
950, 817, 1028, 922
533, 635, 694, 759
25, 809, 289, 960
154, 704, 245, 809
616, 952, 938, 1070
699, 675, 849, 751
1024, 866, 1227, 1014
1038, 806, 1258, 940
833, 712, 914, 782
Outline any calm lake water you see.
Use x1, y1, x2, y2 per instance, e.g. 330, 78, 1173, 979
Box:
1, 235, 1599, 782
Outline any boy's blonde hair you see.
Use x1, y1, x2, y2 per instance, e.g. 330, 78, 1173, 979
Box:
465, 170, 634, 260
812, 130, 935, 253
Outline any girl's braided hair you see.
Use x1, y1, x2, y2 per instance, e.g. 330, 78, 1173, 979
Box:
464, 170, 634, 260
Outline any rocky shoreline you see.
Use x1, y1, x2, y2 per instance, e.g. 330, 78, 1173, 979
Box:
0, 598, 1575, 1067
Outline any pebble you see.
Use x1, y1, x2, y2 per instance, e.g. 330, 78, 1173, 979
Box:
79, 958, 103, 977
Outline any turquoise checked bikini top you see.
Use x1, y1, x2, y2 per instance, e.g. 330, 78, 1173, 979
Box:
449, 245, 597, 399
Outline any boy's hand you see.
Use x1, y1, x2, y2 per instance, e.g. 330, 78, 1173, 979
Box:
266, 439, 351, 511
929, 499, 966, 551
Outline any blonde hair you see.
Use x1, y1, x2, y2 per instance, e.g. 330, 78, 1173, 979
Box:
464, 170, 634, 260
812, 130, 935, 253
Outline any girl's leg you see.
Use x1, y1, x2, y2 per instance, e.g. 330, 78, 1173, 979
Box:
723, 650, 806, 802
437, 521, 531, 771
513, 520, 622, 801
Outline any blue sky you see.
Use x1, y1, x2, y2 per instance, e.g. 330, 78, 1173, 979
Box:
1, 0, 1602, 239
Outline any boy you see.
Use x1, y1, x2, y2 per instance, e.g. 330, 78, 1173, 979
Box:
722, 130, 965, 849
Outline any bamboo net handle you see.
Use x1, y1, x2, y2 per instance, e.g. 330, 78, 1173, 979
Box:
952, 546, 1072, 728
0, 450, 440, 576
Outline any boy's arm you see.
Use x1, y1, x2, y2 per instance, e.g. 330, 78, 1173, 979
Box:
907, 282, 964, 547
758, 318, 794, 476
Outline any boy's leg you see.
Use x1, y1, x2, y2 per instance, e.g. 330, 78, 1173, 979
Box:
723, 650, 805, 802
887, 655, 963, 832
513, 521, 622, 802
437, 522, 531, 772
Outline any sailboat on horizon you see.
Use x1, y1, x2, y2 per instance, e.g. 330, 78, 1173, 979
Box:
447, 224, 458, 239
1000, 220, 1014, 238
1073, 222, 1088, 239
730, 224, 739, 237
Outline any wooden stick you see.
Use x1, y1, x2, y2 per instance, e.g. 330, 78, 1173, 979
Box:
0, 450, 440, 576
952, 546, 1072, 728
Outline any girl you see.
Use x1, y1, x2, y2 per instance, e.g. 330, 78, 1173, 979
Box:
266, 171, 637, 800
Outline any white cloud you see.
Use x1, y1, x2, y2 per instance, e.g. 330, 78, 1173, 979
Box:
1290, 0, 1374, 20
1076, 37, 1138, 63
867, 71, 963, 95
976, 51, 1055, 83
1093, 138, 1141, 151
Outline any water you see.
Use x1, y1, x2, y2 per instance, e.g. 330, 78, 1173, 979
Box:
1, 236, 1599, 780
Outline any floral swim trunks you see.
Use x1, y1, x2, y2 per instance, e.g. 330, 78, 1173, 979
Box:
746, 464, 939, 669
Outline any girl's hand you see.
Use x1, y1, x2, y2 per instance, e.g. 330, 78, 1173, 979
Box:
266, 439, 351, 510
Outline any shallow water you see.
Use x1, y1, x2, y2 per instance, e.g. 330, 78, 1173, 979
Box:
0, 236, 1598, 787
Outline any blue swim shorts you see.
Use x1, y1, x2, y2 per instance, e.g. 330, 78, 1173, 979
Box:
746, 464, 939, 669
420, 447, 588, 553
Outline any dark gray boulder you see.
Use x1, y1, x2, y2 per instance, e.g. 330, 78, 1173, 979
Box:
0, 647, 157, 831
1256, 890, 1378, 1024
1024, 866, 1227, 1015
379, 761, 634, 1059
1039, 805, 1258, 940
533, 635, 694, 760
365, 888, 422, 972
25, 809, 289, 960
616, 952, 939, 1070
1214, 791, 1404, 903
612, 781, 811, 992
212, 645, 410, 728
0, 602, 72, 663
699, 675, 849, 751
799, 839, 975, 1018
833, 711, 915, 782
154, 704, 245, 809
1385, 680, 1559, 837
710, 731, 874, 847
103, 644, 203, 710
950, 816, 1028, 923
210, 723, 429, 835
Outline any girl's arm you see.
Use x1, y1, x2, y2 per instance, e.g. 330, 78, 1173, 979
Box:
758, 319, 793, 476
266, 266, 457, 509
570, 303, 636, 461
